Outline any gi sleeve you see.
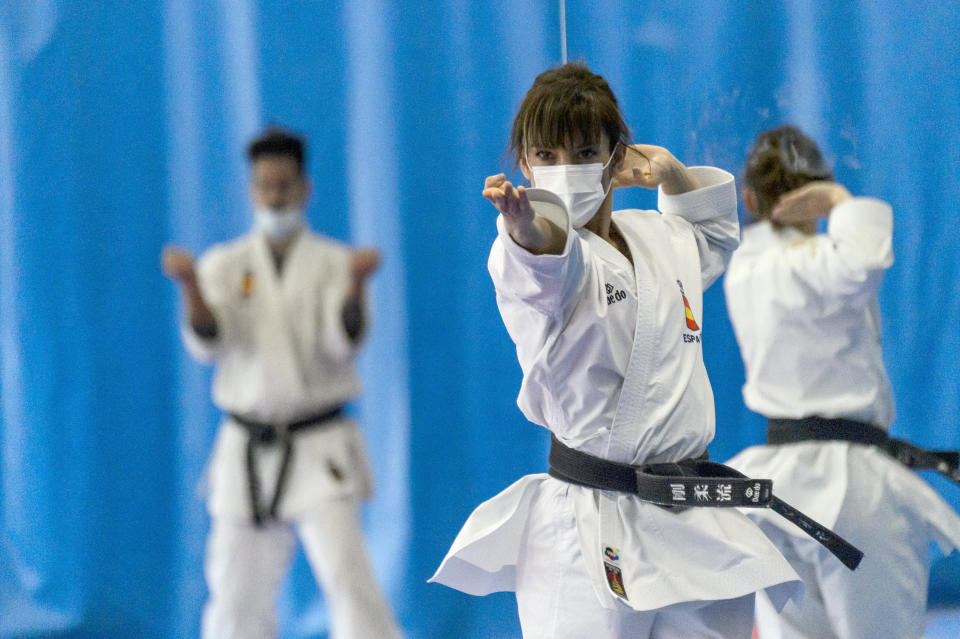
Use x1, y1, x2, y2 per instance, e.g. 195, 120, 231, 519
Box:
487, 212, 587, 318
181, 323, 219, 363
785, 197, 893, 307
658, 166, 740, 290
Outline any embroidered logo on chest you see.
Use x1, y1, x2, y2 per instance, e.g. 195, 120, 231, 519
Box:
677, 279, 701, 343
605, 282, 627, 306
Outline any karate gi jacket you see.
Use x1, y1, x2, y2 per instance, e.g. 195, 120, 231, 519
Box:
432, 167, 801, 612
182, 229, 373, 520
725, 199, 960, 634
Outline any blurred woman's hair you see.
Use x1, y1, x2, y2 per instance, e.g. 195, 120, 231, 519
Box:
744, 124, 834, 219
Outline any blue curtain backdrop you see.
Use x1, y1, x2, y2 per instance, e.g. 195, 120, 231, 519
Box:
1, 1, 959, 637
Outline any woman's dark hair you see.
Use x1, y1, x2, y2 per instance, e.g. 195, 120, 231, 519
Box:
247, 127, 306, 175
744, 124, 834, 219
509, 62, 631, 169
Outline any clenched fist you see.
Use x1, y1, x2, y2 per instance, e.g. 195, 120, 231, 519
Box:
161, 246, 197, 283
350, 248, 381, 283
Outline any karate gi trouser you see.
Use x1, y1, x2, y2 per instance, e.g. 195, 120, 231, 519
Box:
753, 461, 931, 639
516, 480, 755, 639
201, 496, 402, 639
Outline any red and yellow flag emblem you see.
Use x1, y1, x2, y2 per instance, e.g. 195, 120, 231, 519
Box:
682, 293, 699, 331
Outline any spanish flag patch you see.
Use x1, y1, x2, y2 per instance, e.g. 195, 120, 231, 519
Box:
682, 292, 699, 331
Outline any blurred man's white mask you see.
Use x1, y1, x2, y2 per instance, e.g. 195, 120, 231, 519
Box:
254, 206, 303, 241
529, 148, 618, 228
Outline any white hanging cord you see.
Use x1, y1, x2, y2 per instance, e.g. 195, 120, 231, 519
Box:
559, 0, 568, 63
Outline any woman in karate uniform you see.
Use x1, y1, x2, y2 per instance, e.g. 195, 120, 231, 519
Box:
431, 62, 800, 639
725, 124, 960, 639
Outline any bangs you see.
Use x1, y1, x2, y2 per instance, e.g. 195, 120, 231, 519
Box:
519, 91, 609, 152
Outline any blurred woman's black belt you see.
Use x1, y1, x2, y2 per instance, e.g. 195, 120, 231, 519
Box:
230, 406, 344, 526
768, 417, 960, 484
547, 434, 863, 570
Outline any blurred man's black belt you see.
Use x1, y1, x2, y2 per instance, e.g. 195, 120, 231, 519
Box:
547, 434, 863, 570
768, 416, 960, 484
230, 406, 344, 526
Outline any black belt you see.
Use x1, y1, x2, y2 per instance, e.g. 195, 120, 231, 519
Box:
768, 417, 960, 484
230, 406, 344, 526
548, 434, 864, 570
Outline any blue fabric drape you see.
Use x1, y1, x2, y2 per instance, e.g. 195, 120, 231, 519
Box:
1, 2, 958, 637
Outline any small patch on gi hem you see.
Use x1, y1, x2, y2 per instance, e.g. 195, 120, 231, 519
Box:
603, 561, 628, 600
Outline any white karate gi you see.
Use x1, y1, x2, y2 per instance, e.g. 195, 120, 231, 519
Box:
431, 167, 801, 639
724, 197, 960, 639
183, 229, 401, 639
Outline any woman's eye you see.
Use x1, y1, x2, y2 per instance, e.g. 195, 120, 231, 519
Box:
536, 151, 552, 160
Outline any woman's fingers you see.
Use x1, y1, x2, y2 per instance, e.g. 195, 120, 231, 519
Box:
484, 173, 506, 189
516, 185, 529, 211
482, 179, 525, 217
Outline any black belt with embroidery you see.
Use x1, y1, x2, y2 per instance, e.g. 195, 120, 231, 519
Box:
768, 416, 960, 484
547, 434, 864, 570
230, 406, 344, 526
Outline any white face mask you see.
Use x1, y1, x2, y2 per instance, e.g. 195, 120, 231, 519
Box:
529, 147, 619, 228
254, 205, 304, 241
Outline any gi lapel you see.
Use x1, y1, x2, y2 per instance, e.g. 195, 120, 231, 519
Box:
251, 233, 309, 404
604, 221, 659, 463
596, 219, 660, 606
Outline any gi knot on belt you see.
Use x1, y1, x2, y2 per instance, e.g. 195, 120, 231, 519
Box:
548, 435, 773, 508
547, 433, 863, 571
230, 406, 344, 526
247, 422, 285, 444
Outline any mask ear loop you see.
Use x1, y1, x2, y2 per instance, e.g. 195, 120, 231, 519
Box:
600, 140, 625, 199
602, 140, 622, 171
601, 139, 644, 195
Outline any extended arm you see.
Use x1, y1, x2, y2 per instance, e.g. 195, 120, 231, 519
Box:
482, 173, 566, 255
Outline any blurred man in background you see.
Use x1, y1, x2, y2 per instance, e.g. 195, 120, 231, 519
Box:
162, 127, 402, 639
